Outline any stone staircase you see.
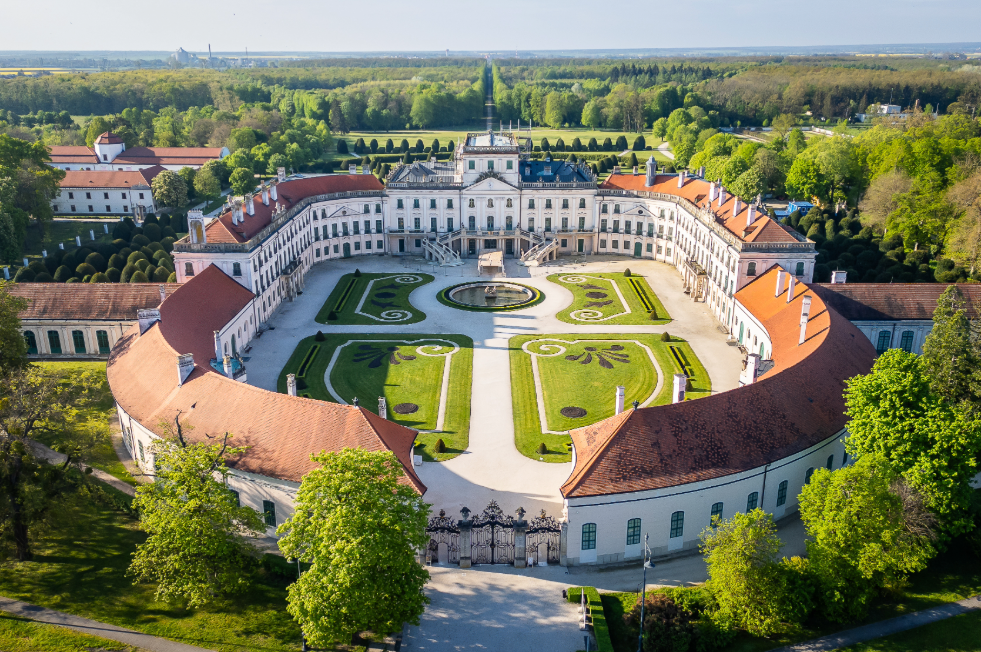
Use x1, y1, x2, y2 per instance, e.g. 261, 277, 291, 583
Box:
422, 237, 464, 266
518, 237, 559, 266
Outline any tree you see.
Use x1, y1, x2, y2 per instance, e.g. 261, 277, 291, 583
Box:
544, 92, 565, 129
129, 419, 265, 607
921, 286, 980, 406
267, 153, 287, 175
178, 166, 197, 202
200, 159, 228, 187
785, 157, 826, 202
946, 170, 981, 274
277, 449, 430, 647
84, 116, 112, 147
652, 118, 668, 141
633, 135, 647, 151
193, 167, 220, 203
151, 170, 187, 209
844, 349, 981, 537
582, 100, 602, 129
229, 168, 255, 196
700, 510, 797, 636
399, 138, 410, 153
730, 167, 767, 202
858, 170, 912, 234
771, 114, 797, 141
0, 135, 65, 260
799, 457, 937, 623
0, 281, 27, 375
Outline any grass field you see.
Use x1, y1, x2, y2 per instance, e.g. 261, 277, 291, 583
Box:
315, 272, 433, 325
0, 613, 137, 652
33, 361, 136, 486
0, 494, 303, 652
843, 609, 981, 652
548, 272, 671, 325
277, 333, 472, 461
509, 333, 711, 462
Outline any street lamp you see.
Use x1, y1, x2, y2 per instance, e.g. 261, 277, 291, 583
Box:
637, 533, 654, 652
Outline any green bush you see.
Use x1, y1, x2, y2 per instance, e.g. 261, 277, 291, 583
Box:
106, 267, 121, 283
120, 263, 137, 283
624, 268, 631, 277
354, 268, 361, 277
130, 270, 149, 283
53, 265, 73, 282
127, 251, 148, 265
152, 267, 171, 282
434, 438, 446, 453
34, 272, 53, 282
75, 263, 97, 278
166, 272, 177, 283
85, 252, 107, 272
660, 332, 671, 342
131, 234, 151, 247
135, 259, 150, 273
315, 330, 325, 342
107, 253, 125, 270
567, 587, 613, 652
326, 310, 338, 321
90, 272, 110, 283
537, 443, 548, 454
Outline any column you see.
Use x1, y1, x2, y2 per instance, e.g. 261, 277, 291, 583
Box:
514, 508, 528, 568
458, 508, 472, 569
559, 520, 569, 567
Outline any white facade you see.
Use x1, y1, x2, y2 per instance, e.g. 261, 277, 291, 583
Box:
52, 184, 155, 216
22, 319, 127, 359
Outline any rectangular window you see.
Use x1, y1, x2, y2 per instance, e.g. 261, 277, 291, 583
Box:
561, 217, 568, 231
746, 492, 759, 511
506, 160, 513, 170
375, 219, 383, 233
447, 199, 454, 209
121, 192, 127, 199
581, 523, 597, 551
415, 238, 422, 248
468, 160, 475, 170
397, 199, 404, 209
70, 205, 76, 212
262, 500, 276, 527
669, 511, 684, 538
68, 192, 74, 199
710, 502, 723, 524
377, 240, 383, 249
72, 330, 86, 354
138, 440, 145, 462
85, 192, 91, 199
826, 454, 834, 470
365, 240, 372, 250
560, 239, 567, 248
545, 199, 552, 209
232, 262, 241, 277
48, 331, 62, 354
528, 199, 535, 209
342, 223, 349, 236
103, 192, 109, 199
562, 198, 569, 209
648, 224, 654, 237
600, 239, 607, 248
353, 221, 360, 235
487, 160, 494, 171
430, 198, 437, 209
624, 221, 631, 234
332, 224, 338, 237
612, 240, 619, 249
876, 330, 892, 354
612, 220, 620, 233
900, 331, 914, 352
363, 204, 369, 214
578, 216, 585, 230
776, 481, 788, 507
601, 204, 608, 214
375, 203, 382, 213
626, 518, 641, 546
139, 192, 144, 199
354, 242, 361, 251
805, 467, 815, 484
527, 218, 534, 231
185, 262, 194, 277
412, 198, 420, 209
397, 218, 404, 230
364, 220, 370, 233
647, 243, 653, 253
614, 204, 620, 214
600, 219, 608, 233
447, 218, 454, 231
431, 217, 437, 232
414, 217, 421, 230
544, 218, 551, 232
88, 205, 93, 212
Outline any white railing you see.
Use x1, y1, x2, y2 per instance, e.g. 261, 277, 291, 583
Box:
422, 238, 464, 266
519, 238, 559, 266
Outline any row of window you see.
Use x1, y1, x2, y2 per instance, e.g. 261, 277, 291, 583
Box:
876, 330, 915, 354
24, 330, 111, 355
66, 191, 144, 200
393, 197, 592, 211
226, 489, 278, 527
467, 159, 514, 171
62, 205, 129, 213
745, 261, 806, 277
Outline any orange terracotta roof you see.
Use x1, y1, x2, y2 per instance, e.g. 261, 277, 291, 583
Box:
105, 264, 425, 493
204, 174, 385, 244
113, 146, 225, 166
812, 283, 981, 321
60, 166, 163, 189
95, 132, 123, 144
10, 283, 177, 321
49, 146, 98, 164
601, 173, 802, 244
561, 267, 876, 498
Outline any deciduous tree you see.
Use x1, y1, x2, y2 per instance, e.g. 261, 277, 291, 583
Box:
229, 168, 256, 196
150, 170, 188, 209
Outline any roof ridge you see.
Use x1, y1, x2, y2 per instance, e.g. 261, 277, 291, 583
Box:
561, 409, 634, 495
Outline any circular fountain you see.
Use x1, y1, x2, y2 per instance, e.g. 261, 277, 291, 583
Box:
438, 281, 543, 311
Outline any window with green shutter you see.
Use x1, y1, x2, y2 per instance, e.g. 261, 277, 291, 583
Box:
262, 500, 276, 527
581, 523, 597, 550
669, 511, 684, 538
626, 518, 641, 546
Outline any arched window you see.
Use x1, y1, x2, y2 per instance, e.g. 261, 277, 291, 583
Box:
468, 198, 475, 208
626, 518, 641, 546
47, 331, 62, 354
776, 481, 788, 507
97, 330, 110, 354
805, 467, 815, 484
826, 454, 834, 470
747, 262, 757, 276
669, 511, 684, 538
900, 330, 914, 352
746, 492, 759, 511
710, 502, 723, 525
506, 198, 513, 208
23, 331, 37, 354
876, 330, 892, 354
581, 523, 597, 550
72, 330, 86, 354
795, 261, 805, 276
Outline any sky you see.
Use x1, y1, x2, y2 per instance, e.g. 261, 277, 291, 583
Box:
3, 0, 980, 53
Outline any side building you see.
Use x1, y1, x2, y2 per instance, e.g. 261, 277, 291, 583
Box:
52, 167, 163, 216
49, 131, 228, 171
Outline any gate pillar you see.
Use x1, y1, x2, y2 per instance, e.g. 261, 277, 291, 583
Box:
459, 507, 473, 569
560, 520, 569, 567
514, 508, 528, 568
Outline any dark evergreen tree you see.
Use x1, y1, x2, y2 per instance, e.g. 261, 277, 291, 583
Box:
400, 139, 410, 153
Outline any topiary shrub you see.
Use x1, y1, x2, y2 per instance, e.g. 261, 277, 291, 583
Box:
434, 438, 446, 453
152, 267, 171, 282
354, 269, 362, 277
649, 309, 659, 320
326, 310, 338, 321
34, 272, 53, 283
166, 272, 177, 283
106, 267, 121, 283
660, 331, 671, 342
112, 238, 128, 250
536, 443, 548, 455
160, 237, 175, 253
127, 251, 148, 265
75, 263, 97, 278
90, 272, 110, 283
624, 268, 632, 277
85, 252, 107, 272
53, 265, 73, 282
28, 261, 46, 275
315, 331, 325, 342
142, 223, 162, 242
82, 274, 92, 283
135, 259, 150, 273
131, 234, 151, 248
130, 271, 149, 283
120, 263, 137, 283
145, 265, 157, 280
107, 254, 125, 270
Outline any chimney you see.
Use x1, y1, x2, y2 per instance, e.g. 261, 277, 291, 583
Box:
632, 165, 638, 175
747, 204, 757, 227
677, 170, 686, 188
287, 373, 297, 396
786, 275, 797, 302
158, 284, 167, 305
349, 164, 357, 174
799, 295, 812, 345
138, 309, 160, 335
830, 270, 847, 284
231, 200, 243, 225
740, 354, 761, 386
223, 355, 234, 379
246, 194, 254, 216
775, 269, 786, 296
612, 165, 621, 174
176, 353, 194, 386
378, 396, 387, 419
698, 166, 705, 178
270, 181, 278, 201
645, 157, 656, 186
76, 235, 81, 246
614, 385, 626, 415
709, 181, 718, 202
734, 197, 742, 215
262, 187, 269, 206
90, 229, 95, 241
277, 167, 286, 182
718, 187, 727, 206
213, 330, 222, 362
672, 373, 687, 403
2, 267, 8, 280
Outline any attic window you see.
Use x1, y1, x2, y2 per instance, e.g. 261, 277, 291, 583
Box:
544, 166, 551, 174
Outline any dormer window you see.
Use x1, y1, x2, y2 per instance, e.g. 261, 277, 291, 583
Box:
487, 160, 494, 171
102, 154, 107, 161
526, 166, 531, 175
469, 160, 475, 170
506, 160, 513, 170
544, 165, 552, 174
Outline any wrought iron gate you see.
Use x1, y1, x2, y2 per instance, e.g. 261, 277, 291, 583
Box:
470, 501, 515, 565
526, 509, 561, 565
425, 510, 460, 564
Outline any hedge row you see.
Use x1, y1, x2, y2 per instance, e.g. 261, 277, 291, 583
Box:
566, 587, 613, 652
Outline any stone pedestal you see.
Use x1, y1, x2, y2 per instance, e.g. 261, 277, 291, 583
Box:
458, 509, 472, 569
514, 514, 528, 568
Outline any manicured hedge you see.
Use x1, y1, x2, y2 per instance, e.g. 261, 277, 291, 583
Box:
566, 587, 614, 652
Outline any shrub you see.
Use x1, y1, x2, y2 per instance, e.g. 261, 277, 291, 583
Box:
152, 267, 171, 282
567, 588, 613, 652
34, 272, 53, 283
90, 272, 110, 283
354, 268, 361, 277
315, 331, 325, 342
127, 251, 148, 265
143, 213, 158, 225
106, 267, 121, 283
145, 265, 157, 280
75, 263, 97, 278
135, 259, 150, 273
624, 593, 695, 652
120, 263, 137, 283
157, 214, 171, 228
660, 332, 671, 342
536, 443, 547, 454
42, 255, 59, 274
326, 310, 338, 321
434, 438, 446, 453
85, 252, 107, 272
53, 265, 73, 282
160, 237, 175, 253
130, 271, 149, 283
107, 254, 125, 270
131, 234, 151, 247
624, 268, 631, 277
166, 272, 177, 283
28, 261, 47, 275
82, 274, 92, 283
96, 243, 116, 259
649, 309, 659, 320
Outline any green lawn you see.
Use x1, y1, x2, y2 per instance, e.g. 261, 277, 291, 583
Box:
277, 333, 472, 461
842, 610, 981, 652
0, 494, 303, 652
548, 272, 671, 325
314, 272, 433, 325
509, 333, 711, 462
0, 613, 137, 652
34, 361, 136, 486
23, 221, 114, 258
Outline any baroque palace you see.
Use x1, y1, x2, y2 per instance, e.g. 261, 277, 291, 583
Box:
69, 130, 973, 565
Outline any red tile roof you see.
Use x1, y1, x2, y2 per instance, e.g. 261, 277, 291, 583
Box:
204, 175, 385, 244
95, 132, 123, 144
601, 173, 802, 244
812, 283, 981, 321
60, 166, 164, 189
48, 146, 98, 164
113, 146, 225, 166
105, 264, 425, 493
10, 283, 177, 321
561, 267, 876, 498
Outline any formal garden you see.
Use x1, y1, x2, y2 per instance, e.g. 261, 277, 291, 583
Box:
509, 333, 710, 462
549, 272, 671, 325
315, 270, 433, 325
277, 332, 473, 461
